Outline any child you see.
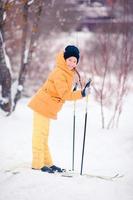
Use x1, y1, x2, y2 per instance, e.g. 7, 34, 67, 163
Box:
28, 45, 90, 173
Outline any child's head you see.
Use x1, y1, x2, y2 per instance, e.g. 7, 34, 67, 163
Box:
64, 45, 80, 70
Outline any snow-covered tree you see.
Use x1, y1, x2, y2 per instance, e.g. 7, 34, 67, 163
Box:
0, 0, 12, 113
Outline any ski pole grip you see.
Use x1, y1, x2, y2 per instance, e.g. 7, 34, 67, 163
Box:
81, 79, 92, 97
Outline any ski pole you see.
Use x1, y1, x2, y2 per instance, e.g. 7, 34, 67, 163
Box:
72, 82, 78, 171
80, 79, 92, 175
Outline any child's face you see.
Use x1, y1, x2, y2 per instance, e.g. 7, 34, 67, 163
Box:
66, 57, 78, 70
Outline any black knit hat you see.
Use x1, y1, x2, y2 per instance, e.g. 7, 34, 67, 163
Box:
64, 45, 80, 63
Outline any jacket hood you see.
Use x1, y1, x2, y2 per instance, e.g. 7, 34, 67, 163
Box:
55, 51, 75, 75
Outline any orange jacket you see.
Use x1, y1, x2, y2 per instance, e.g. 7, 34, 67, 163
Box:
28, 52, 82, 119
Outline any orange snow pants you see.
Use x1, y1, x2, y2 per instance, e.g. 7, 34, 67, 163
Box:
32, 112, 53, 169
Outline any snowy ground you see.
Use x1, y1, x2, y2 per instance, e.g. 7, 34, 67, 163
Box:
0, 94, 133, 200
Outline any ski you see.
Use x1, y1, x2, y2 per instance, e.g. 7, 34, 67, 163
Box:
59, 171, 124, 180
84, 173, 124, 180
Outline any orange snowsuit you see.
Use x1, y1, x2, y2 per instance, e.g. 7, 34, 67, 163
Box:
28, 52, 82, 169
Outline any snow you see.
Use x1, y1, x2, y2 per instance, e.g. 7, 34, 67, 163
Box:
0, 94, 133, 200
23, 49, 29, 64
3, 12, 6, 21
27, 0, 34, 5
77, 4, 111, 18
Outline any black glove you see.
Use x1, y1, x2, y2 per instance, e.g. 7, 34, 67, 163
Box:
73, 82, 78, 91
81, 79, 92, 97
